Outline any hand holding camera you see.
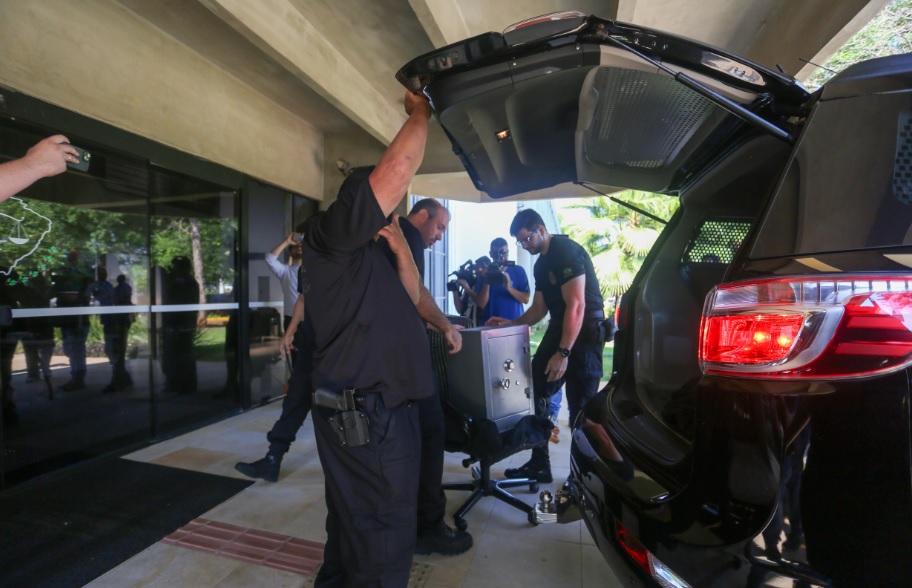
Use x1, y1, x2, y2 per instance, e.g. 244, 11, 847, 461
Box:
484, 260, 515, 286
447, 259, 478, 293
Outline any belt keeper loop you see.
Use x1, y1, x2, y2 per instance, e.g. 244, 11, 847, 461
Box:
344, 387, 357, 410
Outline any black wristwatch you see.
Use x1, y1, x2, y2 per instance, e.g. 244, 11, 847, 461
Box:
558, 347, 571, 358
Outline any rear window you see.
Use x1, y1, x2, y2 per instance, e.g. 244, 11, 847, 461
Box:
751, 92, 912, 258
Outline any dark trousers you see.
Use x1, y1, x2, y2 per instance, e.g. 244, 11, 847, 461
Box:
104, 319, 131, 385
282, 315, 306, 368
415, 390, 446, 533
161, 326, 196, 394
267, 338, 315, 456
313, 396, 420, 587
529, 326, 603, 466
1, 327, 18, 403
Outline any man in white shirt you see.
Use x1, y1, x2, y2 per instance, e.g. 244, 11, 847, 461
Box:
265, 231, 304, 363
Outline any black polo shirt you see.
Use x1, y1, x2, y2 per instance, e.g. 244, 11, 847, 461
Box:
298, 173, 433, 407
534, 235, 604, 327
379, 216, 425, 279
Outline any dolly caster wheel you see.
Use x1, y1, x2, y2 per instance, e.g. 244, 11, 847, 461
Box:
454, 517, 468, 531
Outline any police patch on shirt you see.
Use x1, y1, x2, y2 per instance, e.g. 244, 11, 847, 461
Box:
562, 267, 574, 279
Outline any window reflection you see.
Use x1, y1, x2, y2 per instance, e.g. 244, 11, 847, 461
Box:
0, 122, 239, 487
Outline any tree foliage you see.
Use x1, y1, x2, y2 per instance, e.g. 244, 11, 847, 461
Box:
805, 0, 912, 90
560, 191, 678, 304
2, 198, 235, 297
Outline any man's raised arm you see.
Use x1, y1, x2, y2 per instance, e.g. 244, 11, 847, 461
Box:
369, 92, 431, 217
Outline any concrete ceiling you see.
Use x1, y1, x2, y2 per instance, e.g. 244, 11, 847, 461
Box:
117, 0, 889, 196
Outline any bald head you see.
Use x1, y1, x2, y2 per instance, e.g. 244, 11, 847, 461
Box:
407, 198, 450, 248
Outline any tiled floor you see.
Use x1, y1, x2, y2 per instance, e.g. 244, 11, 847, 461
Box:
85, 399, 624, 587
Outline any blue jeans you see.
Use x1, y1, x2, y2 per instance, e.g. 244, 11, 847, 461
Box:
548, 388, 563, 418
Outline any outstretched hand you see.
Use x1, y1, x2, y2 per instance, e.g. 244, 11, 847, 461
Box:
23, 135, 79, 178
485, 316, 511, 327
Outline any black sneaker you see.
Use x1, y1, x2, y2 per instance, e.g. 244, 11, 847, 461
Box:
415, 524, 473, 556
234, 454, 281, 482
504, 461, 553, 483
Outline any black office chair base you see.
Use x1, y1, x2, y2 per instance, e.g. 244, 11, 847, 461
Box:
442, 464, 540, 531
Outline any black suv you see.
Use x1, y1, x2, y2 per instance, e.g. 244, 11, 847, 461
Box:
399, 12, 912, 587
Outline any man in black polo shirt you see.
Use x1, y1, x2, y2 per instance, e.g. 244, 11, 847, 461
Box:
378, 197, 472, 555
299, 91, 435, 586
487, 209, 606, 483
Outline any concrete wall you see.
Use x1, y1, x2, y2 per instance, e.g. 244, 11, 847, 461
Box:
0, 0, 324, 199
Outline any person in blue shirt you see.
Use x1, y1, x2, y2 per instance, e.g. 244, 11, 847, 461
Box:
475, 237, 529, 322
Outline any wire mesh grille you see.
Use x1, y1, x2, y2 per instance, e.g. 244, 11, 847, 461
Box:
586, 68, 715, 169
894, 111, 912, 204
683, 220, 751, 264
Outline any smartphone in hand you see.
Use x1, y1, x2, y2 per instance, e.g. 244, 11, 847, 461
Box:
66, 145, 91, 172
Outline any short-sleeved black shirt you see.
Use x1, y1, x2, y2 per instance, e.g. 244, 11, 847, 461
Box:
379, 216, 425, 279
298, 173, 433, 407
534, 235, 604, 327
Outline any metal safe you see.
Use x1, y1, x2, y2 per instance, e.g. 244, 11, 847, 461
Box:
445, 325, 533, 432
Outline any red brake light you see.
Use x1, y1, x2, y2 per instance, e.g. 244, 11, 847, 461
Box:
616, 523, 649, 571
701, 313, 804, 364
699, 276, 912, 379
615, 520, 692, 587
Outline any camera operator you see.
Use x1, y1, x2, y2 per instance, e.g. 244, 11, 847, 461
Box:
475, 237, 529, 323
449, 256, 489, 326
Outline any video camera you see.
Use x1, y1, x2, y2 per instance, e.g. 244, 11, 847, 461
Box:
484, 260, 515, 286
447, 259, 478, 293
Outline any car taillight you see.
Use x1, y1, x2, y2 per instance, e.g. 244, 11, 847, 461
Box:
700, 275, 912, 379
616, 520, 691, 588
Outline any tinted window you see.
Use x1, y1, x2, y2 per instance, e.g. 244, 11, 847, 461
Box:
752, 92, 912, 258
683, 220, 751, 264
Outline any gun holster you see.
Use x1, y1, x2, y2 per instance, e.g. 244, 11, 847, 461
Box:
313, 387, 371, 447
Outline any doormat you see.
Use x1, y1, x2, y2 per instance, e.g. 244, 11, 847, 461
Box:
0, 458, 252, 588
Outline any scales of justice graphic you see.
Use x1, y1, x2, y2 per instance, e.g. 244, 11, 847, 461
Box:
1, 212, 30, 244
0, 197, 54, 277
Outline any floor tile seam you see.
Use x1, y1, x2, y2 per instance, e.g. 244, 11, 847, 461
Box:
189, 519, 247, 543
233, 529, 291, 564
